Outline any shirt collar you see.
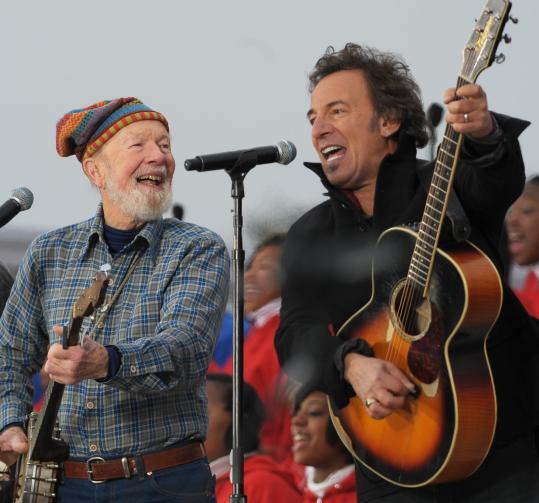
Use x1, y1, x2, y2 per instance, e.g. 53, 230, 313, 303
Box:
209, 454, 231, 479
305, 464, 355, 497
80, 203, 163, 263
248, 297, 281, 327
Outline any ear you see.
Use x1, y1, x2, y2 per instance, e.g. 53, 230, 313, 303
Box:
378, 115, 401, 139
82, 156, 105, 189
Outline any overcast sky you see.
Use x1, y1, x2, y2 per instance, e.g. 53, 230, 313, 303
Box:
1, 0, 536, 251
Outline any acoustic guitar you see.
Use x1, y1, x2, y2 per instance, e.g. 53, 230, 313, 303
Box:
328, 0, 514, 488
12, 271, 109, 502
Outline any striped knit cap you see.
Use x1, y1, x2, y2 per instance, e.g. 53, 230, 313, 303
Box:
56, 97, 169, 161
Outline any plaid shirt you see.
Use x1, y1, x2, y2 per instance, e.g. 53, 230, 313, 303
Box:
0, 206, 229, 458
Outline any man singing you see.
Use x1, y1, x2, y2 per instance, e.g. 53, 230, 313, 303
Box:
0, 98, 229, 502
276, 44, 539, 501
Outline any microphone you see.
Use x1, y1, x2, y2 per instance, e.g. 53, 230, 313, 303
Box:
184, 139, 297, 172
427, 103, 444, 129
0, 187, 34, 228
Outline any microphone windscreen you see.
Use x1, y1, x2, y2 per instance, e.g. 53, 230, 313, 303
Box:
11, 187, 34, 211
276, 140, 297, 165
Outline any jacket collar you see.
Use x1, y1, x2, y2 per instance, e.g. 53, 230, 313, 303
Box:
304, 133, 422, 230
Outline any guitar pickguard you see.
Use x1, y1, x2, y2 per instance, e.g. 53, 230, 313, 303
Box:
408, 302, 444, 384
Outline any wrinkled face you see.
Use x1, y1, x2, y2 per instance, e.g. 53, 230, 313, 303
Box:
308, 70, 397, 191
291, 391, 346, 468
205, 381, 231, 462
506, 184, 539, 266
85, 120, 175, 228
244, 244, 282, 314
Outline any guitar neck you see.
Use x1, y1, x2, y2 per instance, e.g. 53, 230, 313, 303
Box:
28, 380, 66, 461
408, 77, 473, 296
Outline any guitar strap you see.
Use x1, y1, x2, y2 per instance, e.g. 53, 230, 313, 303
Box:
82, 246, 145, 343
416, 159, 471, 242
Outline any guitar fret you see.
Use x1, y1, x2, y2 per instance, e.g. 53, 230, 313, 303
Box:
426, 203, 442, 215
431, 188, 447, 199
410, 261, 429, 274
407, 271, 426, 287
439, 147, 454, 158
421, 220, 439, 233
428, 193, 445, 205
417, 235, 434, 249
443, 135, 458, 146
418, 237, 436, 251
435, 161, 452, 174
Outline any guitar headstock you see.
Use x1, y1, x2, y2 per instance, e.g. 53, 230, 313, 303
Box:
461, 0, 513, 83
62, 271, 109, 348
71, 271, 109, 321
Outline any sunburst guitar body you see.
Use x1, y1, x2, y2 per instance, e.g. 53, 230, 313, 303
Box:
329, 226, 502, 487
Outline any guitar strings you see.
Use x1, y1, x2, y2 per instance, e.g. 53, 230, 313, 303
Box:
384, 48, 474, 369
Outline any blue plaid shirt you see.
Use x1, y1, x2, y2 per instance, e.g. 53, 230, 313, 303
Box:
0, 206, 229, 458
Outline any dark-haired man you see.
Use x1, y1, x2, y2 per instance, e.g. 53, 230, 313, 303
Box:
276, 44, 539, 501
0, 98, 229, 502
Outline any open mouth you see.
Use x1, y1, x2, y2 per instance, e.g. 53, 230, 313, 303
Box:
507, 231, 525, 254
136, 174, 164, 186
292, 432, 309, 451
321, 145, 346, 162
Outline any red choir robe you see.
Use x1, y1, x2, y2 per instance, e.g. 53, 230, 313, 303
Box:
213, 454, 302, 503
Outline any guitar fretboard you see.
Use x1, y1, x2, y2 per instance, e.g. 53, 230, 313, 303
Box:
407, 76, 471, 295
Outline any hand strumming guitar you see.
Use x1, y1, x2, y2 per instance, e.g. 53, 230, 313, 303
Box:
343, 353, 416, 420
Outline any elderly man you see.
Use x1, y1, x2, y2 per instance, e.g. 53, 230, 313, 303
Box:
0, 98, 229, 502
276, 44, 539, 501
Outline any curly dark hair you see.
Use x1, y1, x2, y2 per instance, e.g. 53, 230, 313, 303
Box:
309, 43, 429, 148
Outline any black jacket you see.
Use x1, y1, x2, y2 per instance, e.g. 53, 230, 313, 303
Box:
275, 114, 538, 444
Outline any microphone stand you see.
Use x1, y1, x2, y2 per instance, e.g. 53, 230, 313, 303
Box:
226, 150, 258, 503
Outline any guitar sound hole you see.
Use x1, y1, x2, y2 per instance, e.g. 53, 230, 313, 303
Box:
391, 280, 431, 340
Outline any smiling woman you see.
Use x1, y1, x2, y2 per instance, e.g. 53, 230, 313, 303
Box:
291, 385, 356, 502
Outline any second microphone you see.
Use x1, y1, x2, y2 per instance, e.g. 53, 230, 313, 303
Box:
184, 139, 296, 172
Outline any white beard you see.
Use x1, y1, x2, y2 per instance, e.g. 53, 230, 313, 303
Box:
104, 167, 173, 223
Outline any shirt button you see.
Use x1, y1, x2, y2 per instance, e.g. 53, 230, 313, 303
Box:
130, 365, 137, 373
89, 444, 98, 452
86, 401, 95, 410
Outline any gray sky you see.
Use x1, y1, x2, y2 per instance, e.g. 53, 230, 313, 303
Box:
1, 0, 536, 251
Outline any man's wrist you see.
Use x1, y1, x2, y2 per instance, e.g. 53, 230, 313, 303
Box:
95, 346, 121, 382
334, 338, 373, 398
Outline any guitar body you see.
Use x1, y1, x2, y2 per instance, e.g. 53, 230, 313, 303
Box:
12, 413, 66, 503
329, 226, 502, 487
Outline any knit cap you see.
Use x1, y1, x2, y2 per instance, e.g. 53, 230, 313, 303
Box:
56, 97, 168, 161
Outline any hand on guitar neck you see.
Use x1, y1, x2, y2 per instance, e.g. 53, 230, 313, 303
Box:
42, 325, 109, 385
0, 426, 28, 466
443, 83, 495, 139
344, 353, 417, 420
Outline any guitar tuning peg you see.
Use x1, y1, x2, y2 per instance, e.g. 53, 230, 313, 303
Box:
502, 34, 512, 44
494, 53, 506, 64
509, 15, 519, 24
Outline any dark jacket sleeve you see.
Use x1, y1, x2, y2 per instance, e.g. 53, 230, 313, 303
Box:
275, 209, 352, 407
455, 113, 529, 233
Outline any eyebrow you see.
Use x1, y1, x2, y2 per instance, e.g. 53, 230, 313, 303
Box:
306, 100, 349, 120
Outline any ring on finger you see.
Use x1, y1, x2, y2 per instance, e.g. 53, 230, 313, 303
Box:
463, 112, 469, 123
365, 397, 378, 409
